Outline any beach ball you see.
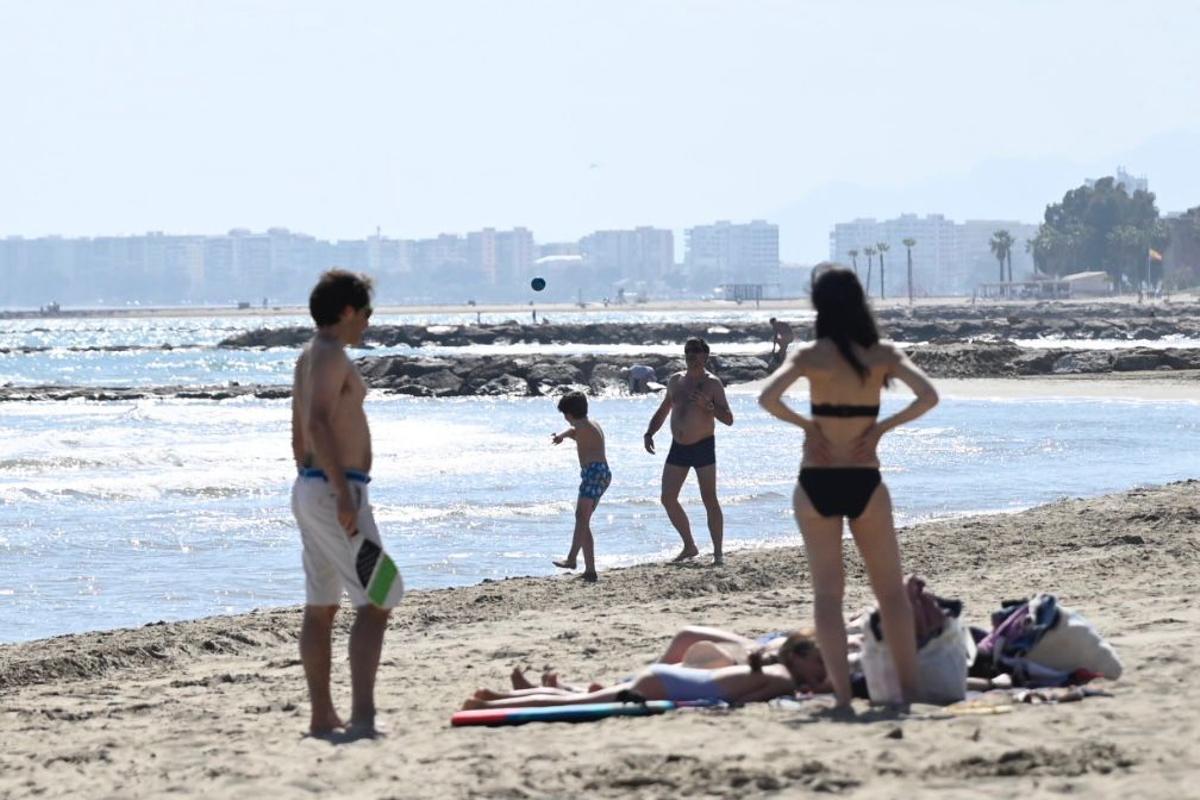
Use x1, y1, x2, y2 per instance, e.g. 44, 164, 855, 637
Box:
531, 277, 547, 292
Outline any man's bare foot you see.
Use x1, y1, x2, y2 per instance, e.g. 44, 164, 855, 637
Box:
462, 697, 486, 710
712, 554, 724, 566
511, 667, 536, 690
671, 546, 700, 563
540, 670, 561, 689
552, 558, 577, 570
309, 711, 345, 736
581, 571, 598, 583
473, 688, 507, 701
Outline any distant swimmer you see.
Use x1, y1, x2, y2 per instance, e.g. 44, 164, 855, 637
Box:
291, 269, 403, 738
769, 317, 795, 368
643, 338, 734, 565
627, 363, 656, 394
550, 391, 610, 582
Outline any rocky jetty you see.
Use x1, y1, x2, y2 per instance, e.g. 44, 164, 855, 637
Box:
5, 343, 1198, 402
0, 384, 291, 403
218, 302, 1200, 349
355, 353, 772, 397
905, 342, 1200, 379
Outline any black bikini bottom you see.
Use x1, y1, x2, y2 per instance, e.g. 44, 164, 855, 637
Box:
798, 467, 882, 519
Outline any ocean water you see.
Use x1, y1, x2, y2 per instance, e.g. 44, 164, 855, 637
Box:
0, 314, 1198, 644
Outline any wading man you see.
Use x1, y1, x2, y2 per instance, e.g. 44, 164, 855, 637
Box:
644, 337, 734, 564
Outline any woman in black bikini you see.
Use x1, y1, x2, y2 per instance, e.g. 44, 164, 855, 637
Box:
758, 266, 939, 709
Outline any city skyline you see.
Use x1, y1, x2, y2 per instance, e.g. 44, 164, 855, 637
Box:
2, 2, 1199, 261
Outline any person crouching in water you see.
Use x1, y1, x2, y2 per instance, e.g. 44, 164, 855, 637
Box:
758, 266, 939, 711
551, 391, 610, 582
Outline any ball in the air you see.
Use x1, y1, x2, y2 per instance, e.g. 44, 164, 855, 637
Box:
531, 277, 546, 292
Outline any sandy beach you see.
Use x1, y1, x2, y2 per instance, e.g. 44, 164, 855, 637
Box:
2, 479, 1197, 798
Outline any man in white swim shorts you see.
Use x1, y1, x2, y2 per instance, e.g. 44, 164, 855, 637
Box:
291, 269, 403, 738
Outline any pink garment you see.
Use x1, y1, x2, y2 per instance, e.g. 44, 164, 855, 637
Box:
906, 575, 947, 646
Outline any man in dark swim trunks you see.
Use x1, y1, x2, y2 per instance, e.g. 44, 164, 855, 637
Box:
644, 337, 734, 564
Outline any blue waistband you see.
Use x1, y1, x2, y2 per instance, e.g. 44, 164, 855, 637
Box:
298, 467, 371, 484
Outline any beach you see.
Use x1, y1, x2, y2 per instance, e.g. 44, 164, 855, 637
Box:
2, 479, 1197, 798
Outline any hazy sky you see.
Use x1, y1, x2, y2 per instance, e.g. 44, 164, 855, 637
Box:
2, 0, 1198, 259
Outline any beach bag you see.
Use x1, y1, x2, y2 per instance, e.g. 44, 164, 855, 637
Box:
1025, 606, 1123, 679
862, 614, 974, 705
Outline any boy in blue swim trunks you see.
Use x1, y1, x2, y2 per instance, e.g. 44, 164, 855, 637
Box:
550, 391, 609, 583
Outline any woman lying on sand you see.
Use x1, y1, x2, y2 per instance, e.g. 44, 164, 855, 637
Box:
468, 632, 825, 709
512, 625, 801, 693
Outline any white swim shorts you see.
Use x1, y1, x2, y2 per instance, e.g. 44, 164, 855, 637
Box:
291, 469, 404, 609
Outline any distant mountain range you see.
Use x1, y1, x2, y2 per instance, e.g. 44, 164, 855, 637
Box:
773, 128, 1200, 262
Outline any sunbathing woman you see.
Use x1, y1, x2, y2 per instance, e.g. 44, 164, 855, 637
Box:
758, 266, 939, 709
512, 625, 792, 693
468, 632, 824, 710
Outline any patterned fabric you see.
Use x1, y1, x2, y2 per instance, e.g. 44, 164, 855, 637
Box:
578, 461, 612, 500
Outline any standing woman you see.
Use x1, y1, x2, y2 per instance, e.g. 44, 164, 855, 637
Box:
758, 266, 939, 709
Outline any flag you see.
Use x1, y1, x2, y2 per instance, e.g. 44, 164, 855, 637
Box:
1149, 248, 1163, 261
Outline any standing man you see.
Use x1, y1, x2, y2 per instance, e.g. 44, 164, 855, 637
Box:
769, 317, 795, 368
643, 337, 734, 564
292, 269, 403, 738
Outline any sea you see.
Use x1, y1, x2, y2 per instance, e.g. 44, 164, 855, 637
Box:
1, 309, 1197, 643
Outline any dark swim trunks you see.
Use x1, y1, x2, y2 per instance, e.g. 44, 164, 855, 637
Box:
665, 436, 716, 469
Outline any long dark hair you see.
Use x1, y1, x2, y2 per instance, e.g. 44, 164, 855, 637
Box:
811, 264, 883, 383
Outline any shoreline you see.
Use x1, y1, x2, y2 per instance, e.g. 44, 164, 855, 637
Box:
2, 479, 1198, 796
0, 479, 1139, 650
4, 291, 1199, 321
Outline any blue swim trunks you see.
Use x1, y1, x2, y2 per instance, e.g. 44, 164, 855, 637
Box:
579, 461, 612, 501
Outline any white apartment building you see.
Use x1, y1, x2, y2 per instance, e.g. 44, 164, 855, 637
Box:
685, 220, 780, 286
830, 214, 1038, 296
580, 226, 674, 285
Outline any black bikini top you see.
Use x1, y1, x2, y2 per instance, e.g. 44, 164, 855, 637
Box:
810, 403, 880, 418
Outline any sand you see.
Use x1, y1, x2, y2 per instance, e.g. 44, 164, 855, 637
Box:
2, 480, 1198, 798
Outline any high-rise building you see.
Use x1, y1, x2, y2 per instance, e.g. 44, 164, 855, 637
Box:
684, 220, 779, 286
829, 214, 1037, 296
580, 227, 674, 285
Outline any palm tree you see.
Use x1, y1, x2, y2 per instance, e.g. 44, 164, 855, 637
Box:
848, 248, 859, 277
902, 237, 917, 304
989, 230, 1014, 297
875, 241, 890, 300
863, 246, 876, 294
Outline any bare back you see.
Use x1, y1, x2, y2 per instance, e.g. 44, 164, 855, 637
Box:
796, 339, 898, 467
292, 335, 372, 473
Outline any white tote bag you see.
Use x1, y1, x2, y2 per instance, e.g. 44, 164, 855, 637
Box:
862, 614, 974, 705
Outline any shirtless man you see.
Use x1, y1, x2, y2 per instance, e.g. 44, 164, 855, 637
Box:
769, 317, 795, 367
291, 269, 402, 737
643, 337, 734, 564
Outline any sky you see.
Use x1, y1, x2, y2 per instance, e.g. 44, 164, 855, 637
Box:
1, 0, 1199, 261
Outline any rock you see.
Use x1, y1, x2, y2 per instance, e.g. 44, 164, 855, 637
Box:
477, 374, 530, 396
418, 369, 464, 396
1052, 351, 1113, 374
1113, 350, 1167, 372
527, 362, 584, 387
